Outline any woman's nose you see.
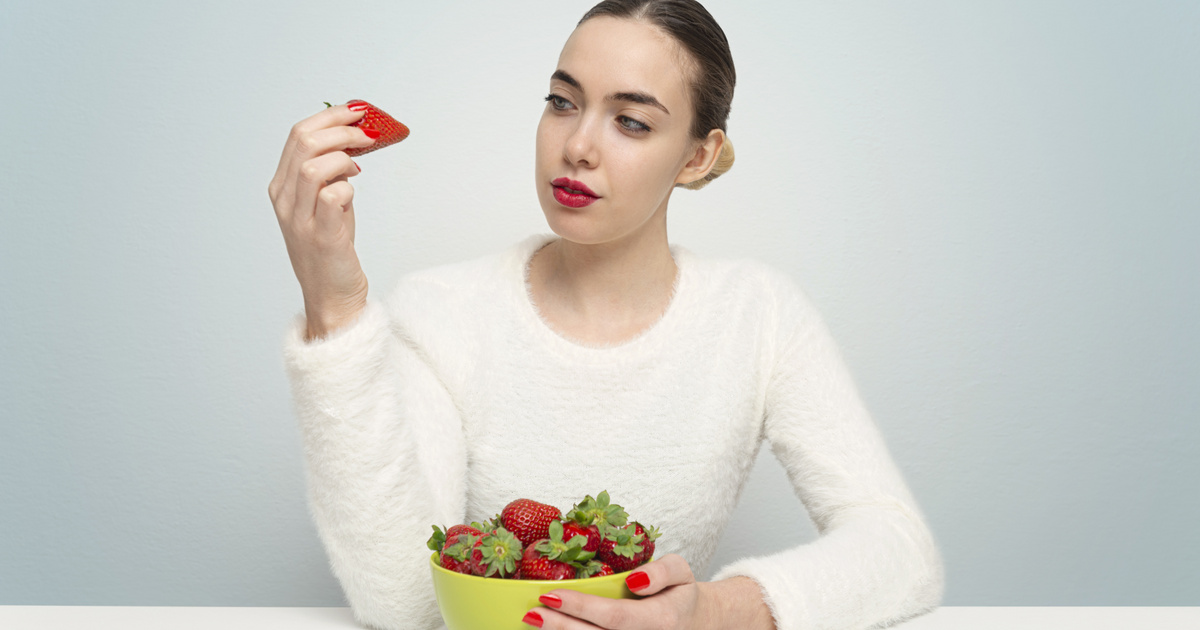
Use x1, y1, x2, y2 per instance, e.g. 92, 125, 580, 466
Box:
563, 117, 599, 167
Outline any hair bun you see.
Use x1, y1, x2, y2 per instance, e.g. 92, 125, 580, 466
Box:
681, 137, 734, 190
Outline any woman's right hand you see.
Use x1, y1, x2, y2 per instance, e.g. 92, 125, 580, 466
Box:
268, 103, 378, 341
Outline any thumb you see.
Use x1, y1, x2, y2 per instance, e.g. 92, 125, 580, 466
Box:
624, 554, 694, 596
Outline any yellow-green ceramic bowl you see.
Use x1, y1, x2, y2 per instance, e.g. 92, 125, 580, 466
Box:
429, 552, 640, 630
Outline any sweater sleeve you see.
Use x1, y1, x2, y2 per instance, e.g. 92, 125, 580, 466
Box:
710, 274, 945, 629
281, 297, 467, 630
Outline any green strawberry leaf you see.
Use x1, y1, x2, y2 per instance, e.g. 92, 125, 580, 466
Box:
426, 525, 447, 552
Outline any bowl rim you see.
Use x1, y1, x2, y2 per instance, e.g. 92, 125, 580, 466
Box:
428, 551, 644, 584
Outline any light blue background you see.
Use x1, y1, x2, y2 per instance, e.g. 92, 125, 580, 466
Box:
2, 0, 1197, 607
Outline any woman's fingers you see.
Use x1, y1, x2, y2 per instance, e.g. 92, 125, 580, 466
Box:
532, 594, 631, 630
622, 554, 694, 596
292, 150, 362, 225
314, 178, 356, 241
530, 556, 696, 629
273, 104, 366, 187
287, 135, 370, 224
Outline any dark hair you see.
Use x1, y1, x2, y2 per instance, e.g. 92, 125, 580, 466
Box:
579, 0, 736, 189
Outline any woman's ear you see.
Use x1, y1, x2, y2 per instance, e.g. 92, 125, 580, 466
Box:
675, 128, 726, 187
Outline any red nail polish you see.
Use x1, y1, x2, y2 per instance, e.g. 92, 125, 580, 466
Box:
360, 127, 381, 139
353, 161, 361, 172
522, 610, 544, 628
348, 103, 368, 112
538, 594, 562, 609
626, 571, 650, 592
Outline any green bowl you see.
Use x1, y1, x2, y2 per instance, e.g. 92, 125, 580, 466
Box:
429, 552, 639, 630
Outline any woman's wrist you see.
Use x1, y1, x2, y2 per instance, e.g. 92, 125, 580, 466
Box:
303, 296, 368, 342
697, 576, 776, 630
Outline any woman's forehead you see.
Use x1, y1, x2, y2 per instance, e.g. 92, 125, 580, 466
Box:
556, 17, 692, 110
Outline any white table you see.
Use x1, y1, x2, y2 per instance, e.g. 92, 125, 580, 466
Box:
0, 606, 1197, 629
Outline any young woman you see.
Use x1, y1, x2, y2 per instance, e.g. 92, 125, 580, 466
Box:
268, 1, 944, 628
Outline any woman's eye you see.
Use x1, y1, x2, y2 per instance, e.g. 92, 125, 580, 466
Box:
544, 94, 572, 110
618, 115, 650, 133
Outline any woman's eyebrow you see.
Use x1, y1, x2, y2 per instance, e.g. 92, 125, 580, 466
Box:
608, 91, 669, 115
551, 69, 670, 115
551, 69, 582, 89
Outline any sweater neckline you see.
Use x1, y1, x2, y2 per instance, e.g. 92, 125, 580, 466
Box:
515, 233, 690, 358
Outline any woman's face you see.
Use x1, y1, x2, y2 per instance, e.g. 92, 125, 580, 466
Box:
535, 16, 700, 247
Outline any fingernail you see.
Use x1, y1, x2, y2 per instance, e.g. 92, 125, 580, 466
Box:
353, 160, 361, 172
522, 610, 544, 628
626, 571, 650, 592
538, 594, 562, 609
361, 127, 381, 139
348, 103, 368, 112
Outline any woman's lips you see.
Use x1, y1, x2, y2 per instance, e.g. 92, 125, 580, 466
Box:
551, 177, 599, 208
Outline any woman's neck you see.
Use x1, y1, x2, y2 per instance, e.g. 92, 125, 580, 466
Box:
528, 225, 678, 345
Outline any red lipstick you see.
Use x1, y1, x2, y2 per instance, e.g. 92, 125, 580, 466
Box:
551, 177, 599, 208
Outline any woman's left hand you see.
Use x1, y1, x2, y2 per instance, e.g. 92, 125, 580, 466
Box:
523, 554, 712, 630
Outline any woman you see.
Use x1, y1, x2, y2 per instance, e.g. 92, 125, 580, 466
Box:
269, 1, 944, 628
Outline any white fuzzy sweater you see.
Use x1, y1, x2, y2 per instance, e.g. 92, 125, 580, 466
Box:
282, 233, 944, 630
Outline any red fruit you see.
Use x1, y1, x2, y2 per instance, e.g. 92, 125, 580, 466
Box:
500, 499, 563, 547
630, 522, 661, 566
468, 527, 523, 578
439, 532, 480, 575
520, 541, 578, 581
577, 560, 615, 578
427, 524, 482, 554
322, 99, 410, 157
446, 524, 483, 540
562, 521, 601, 553
596, 523, 645, 574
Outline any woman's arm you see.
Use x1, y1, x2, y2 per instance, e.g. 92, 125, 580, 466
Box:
709, 272, 945, 630
283, 296, 468, 630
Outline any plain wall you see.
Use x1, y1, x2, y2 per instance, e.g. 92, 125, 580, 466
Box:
2, 0, 1197, 606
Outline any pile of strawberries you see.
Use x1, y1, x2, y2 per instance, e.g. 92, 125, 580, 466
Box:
428, 491, 660, 580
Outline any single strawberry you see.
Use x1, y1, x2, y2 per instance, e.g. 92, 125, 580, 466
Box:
562, 521, 601, 553
323, 99, 410, 157
596, 523, 645, 574
439, 533, 480, 575
428, 523, 484, 552
467, 527, 523, 578
577, 560, 615, 579
520, 541, 578, 581
534, 521, 594, 563
500, 498, 563, 547
565, 490, 629, 531
630, 522, 661, 566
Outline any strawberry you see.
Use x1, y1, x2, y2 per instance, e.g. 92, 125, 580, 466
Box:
521, 553, 577, 580
520, 538, 578, 581
500, 498, 563, 547
562, 521, 601, 553
565, 490, 629, 531
520, 521, 593, 580
630, 522, 660, 566
428, 524, 480, 553
323, 99, 410, 157
577, 560, 615, 578
467, 527, 523, 578
596, 523, 645, 574
439, 532, 480, 575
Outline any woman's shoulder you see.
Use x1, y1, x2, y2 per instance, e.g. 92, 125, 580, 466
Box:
680, 247, 811, 309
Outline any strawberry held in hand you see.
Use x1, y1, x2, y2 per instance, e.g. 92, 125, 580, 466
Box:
323, 99, 410, 157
